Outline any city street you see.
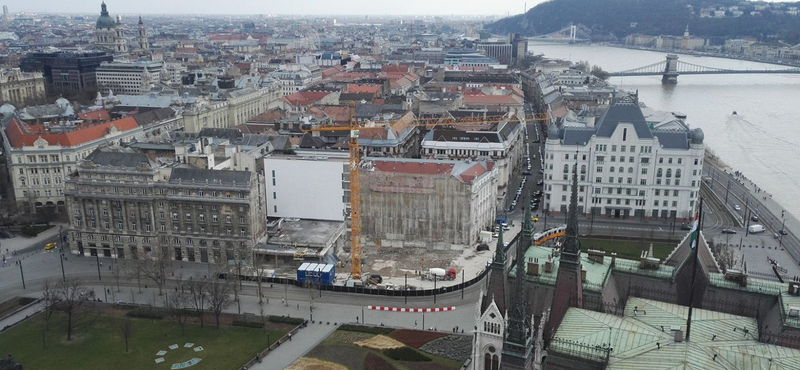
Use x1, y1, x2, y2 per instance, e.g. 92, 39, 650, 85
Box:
704, 164, 800, 264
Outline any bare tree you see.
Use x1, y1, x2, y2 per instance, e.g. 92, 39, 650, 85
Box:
207, 278, 234, 329
54, 278, 99, 341
188, 278, 209, 328
110, 260, 125, 293
126, 260, 145, 293
38, 281, 60, 350
120, 318, 133, 353
258, 300, 268, 333
140, 254, 172, 296
164, 291, 191, 335
253, 253, 267, 304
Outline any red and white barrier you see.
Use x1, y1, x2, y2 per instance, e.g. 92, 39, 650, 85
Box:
367, 305, 456, 313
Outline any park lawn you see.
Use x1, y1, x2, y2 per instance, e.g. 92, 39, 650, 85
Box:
580, 238, 674, 260
0, 313, 281, 370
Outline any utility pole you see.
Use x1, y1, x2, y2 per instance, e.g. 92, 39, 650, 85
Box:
96, 253, 102, 281
18, 260, 25, 289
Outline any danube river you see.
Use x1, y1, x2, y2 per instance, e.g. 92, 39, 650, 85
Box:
530, 43, 800, 219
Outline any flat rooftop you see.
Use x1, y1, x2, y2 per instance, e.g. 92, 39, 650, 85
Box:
263, 219, 345, 249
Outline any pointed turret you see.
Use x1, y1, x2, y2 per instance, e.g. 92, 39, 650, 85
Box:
482, 224, 508, 316
501, 192, 535, 369
547, 160, 584, 338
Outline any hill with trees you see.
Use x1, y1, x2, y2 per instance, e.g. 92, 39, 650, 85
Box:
486, 0, 800, 44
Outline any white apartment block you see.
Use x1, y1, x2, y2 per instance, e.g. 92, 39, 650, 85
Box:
264, 152, 349, 221
181, 87, 281, 133
266, 64, 321, 95
421, 119, 524, 198
95, 61, 164, 95
1, 111, 182, 212
543, 97, 705, 221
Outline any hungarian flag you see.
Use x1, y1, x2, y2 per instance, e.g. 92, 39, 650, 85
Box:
689, 210, 700, 250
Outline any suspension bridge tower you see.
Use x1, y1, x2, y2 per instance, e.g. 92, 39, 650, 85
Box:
662, 54, 679, 84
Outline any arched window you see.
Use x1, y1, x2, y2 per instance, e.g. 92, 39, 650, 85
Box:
618, 167, 623, 173
580, 165, 586, 174
563, 164, 569, 173
666, 169, 672, 178
628, 167, 634, 173
657, 168, 663, 177
610, 167, 615, 173
676, 169, 682, 178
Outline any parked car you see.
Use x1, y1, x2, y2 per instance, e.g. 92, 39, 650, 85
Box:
523, 171, 531, 176
733, 205, 741, 211
780, 229, 788, 235
536, 179, 544, 186
680, 223, 693, 230
751, 215, 759, 222
721, 228, 737, 234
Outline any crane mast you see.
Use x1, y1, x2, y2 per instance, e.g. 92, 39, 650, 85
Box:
304, 109, 549, 283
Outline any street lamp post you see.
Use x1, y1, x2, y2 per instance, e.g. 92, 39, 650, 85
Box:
18, 261, 25, 289
60, 253, 66, 282
361, 306, 365, 325
404, 273, 408, 304
95, 252, 102, 281
433, 275, 437, 304
461, 269, 465, 300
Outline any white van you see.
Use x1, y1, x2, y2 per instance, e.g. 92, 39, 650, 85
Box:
748, 224, 766, 234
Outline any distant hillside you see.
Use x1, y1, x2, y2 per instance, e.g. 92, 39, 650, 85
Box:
486, 0, 800, 44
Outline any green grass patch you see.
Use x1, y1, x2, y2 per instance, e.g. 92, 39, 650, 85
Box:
383, 347, 431, 362
337, 324, 395, 335
0, 313, 283, 370
20, 224, 53, 237
0, 297, 37, 318
581, 238, 673, 260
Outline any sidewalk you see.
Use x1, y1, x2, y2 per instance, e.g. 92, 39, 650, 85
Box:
0, 223, 66, 255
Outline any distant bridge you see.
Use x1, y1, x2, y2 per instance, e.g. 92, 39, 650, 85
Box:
610, 54, 800, 83
527, 25, 591, 44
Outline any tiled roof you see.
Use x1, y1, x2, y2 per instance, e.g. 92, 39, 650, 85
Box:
78, 109, 111, 122
4, 116, 139, 148
381, 65, 409, 73
370, 158, 494, 184
345, 84, 381, 94
463, 94, 521, 105
85, 149, 150, 168
281, 91, 333, 107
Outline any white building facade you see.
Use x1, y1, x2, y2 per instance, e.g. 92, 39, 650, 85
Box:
95, 61, 164, 95
543, 97, 705, 222
264, 153, 348, 222
421, 120, 524, 199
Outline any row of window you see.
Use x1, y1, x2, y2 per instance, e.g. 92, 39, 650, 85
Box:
18, 176, 62, 186
22, 189, 62, 197
73, 219, 248, 236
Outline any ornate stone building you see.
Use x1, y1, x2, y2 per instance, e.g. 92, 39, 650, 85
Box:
65, 149, 266, 262
94, 2, 127, 53
0, 68, 45, 106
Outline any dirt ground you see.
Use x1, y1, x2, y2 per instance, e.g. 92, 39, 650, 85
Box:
353, 334, 404, 350
285, 357, 349, 370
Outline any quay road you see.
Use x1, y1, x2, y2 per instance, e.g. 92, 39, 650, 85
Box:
703, 163, 800, 264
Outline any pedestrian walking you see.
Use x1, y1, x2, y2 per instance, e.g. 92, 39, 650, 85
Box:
288, 333, 292, 341
297, 303, 299, 310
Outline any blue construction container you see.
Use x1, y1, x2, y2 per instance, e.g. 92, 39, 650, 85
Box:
296, 263, 335, 285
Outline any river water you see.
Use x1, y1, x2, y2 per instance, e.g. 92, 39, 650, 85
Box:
530, 43, 800, 219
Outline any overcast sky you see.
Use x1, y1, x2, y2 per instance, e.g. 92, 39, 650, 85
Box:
12, 0, 545, 16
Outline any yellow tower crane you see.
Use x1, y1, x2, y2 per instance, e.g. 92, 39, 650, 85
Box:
303, 108, 548, 281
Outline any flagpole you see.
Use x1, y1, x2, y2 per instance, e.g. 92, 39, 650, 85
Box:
685, 197, 704, 341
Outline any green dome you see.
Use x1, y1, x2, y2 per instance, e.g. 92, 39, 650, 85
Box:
96, 2, 116, 28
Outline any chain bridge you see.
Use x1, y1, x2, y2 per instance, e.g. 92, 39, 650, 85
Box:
609, 54, 800, 83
